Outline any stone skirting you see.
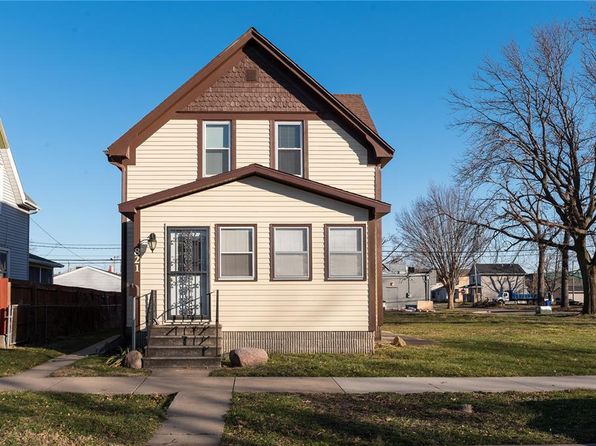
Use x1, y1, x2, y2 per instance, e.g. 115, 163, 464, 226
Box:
222, 330, 375, 354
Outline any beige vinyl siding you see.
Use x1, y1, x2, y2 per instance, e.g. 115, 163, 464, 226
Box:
139, 176, 369, 332
235, 120, 270, 168
308, 120, 376, 198
126, 120, 197, 200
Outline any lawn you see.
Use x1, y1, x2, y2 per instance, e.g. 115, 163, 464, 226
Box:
0, 391, 171, 446
0, 329, 120, 377
211, 311, 596, 377
51, 354, 150, 377
222, 390, 596, 446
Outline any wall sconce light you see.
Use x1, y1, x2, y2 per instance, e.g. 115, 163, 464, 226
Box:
147, 233, 157, 252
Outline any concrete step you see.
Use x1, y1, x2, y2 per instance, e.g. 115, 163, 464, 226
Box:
144, 356, 221, 369
149, 324, 220, 337
147, 345, 221, 358
148, 335, 217, 347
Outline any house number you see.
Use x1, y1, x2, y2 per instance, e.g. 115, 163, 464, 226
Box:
134, 255, 140, 272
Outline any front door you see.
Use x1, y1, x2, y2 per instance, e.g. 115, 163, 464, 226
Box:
167, 227, 209, 320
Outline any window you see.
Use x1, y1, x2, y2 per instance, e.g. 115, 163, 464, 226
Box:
0, 249, 8, 278
217, 226, 256, 280
203, 121, 231, 176
275, 122, 303, 176
326, 226, 365, 280
272, 226, 310, 280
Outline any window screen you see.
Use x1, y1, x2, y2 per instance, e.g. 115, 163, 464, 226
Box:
276, 122, 303, 176
327, 227, 364, 279
273, 227, 309, 279
204, 122, 231, 176
218, 227, 255, 279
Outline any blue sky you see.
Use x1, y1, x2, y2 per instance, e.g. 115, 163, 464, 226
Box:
0, 1, 590, 271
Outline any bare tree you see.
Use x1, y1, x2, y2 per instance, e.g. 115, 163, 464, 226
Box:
396, 185, 489, 309
382, 234, 404, 266
451, 21, 596, 314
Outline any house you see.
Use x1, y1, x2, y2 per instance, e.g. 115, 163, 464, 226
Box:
54, 266, 121, 292
29, 254, 63, 284
0, 120, 39, 280
382, 264, 434, 310
468, 263, 527, 302
431, 275, 470, 303
106, 28, 393, 360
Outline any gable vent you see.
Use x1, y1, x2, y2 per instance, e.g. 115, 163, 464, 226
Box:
245, 69, 257, 82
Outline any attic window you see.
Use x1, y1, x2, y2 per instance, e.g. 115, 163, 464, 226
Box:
245, 69, 257, 82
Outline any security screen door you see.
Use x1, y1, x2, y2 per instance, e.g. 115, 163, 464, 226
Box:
167, 228, 209, 320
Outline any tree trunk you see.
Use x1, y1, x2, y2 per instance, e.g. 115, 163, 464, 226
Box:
574, 237, 596, 315
447, 284, 455, 310
537, 243, 546, 305
560, 232, 570, 309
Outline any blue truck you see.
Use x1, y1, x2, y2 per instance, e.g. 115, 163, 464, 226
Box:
494, 291, 541, 304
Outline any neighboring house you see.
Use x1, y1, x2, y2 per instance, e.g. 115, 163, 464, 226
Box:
54, 266, 121, 292
468, 263, 527, 302
106, 28, 393, 357
382, 264, 434, 310
431, 275, 470, 303
0, 120, 39, 280
29, 254, 63, 284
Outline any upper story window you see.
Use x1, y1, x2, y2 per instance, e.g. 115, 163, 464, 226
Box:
0, 249, 9, 278
203, 121, 231, 177
275, 122, 303, 176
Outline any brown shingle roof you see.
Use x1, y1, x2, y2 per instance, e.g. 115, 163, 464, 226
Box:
333, 94, 377, 132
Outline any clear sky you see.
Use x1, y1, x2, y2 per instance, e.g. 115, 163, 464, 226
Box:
0, 1, 590, 272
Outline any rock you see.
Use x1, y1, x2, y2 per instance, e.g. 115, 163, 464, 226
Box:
391, 336, 408, 347
229, 348, 269, 367
124, 350, 143, 369
461, 404, 474, 414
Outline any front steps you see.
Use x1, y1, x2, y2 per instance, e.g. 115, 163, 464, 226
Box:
144, 324, 222, 369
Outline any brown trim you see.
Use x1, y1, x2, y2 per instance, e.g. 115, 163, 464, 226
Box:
231, 119, 237, 170
175, 112, 322, 120
106, 28, 394, 166
119, 164, 391, 219
197, 119, 203, 179
303, 120, 309, 179
269, 224, 313, 281
367, 220, 377, 332
375, 218, 383, 334
269, 120, 275, 168
215, 224, 258, 282
323, 224, 367, 282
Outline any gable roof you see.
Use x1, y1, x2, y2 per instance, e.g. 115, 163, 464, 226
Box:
106, 27, 394, 167
0, 120, 38, 212
468, 264, 527, 276
334, 94, 377, 132
119, 163, 390, 219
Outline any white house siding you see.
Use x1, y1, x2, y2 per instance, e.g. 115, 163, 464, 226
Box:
138, 176, 370, 332
54, 267, 121, 292
126, 120, 197, 200
235, 120, 270, 168
308, 120, 376, 198
0, 152, 30, 280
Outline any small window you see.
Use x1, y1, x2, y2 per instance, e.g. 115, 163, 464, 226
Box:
326, 226, 365, 280
0, 249, 8, 278
272, 226, 310, 280
203, 121, 231, 176
217, 226, 256, 280
275, 122, 303, 176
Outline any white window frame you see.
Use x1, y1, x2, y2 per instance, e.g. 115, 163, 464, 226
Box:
326, 226, 365, 280
272, 226, 310, 281
217, 226, 256, 280
275, 121, 303, 177
0, 248, 10, 278
203, 121, 231, 177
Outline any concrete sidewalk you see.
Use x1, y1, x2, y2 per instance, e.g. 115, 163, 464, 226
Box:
1, 351, 595, 446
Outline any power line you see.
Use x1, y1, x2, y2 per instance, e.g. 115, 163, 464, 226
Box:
31, 241, 120, 247
30, 219, 85, 261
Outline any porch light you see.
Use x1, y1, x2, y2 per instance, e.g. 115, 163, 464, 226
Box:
148, 233, 157, 252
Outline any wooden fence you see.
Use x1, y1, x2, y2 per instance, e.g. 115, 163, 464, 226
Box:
3, 279, 124, 345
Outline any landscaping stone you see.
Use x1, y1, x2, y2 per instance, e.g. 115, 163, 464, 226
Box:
124, 350, 143, 369
229, 348, 268, 367
391, 336, 408, 347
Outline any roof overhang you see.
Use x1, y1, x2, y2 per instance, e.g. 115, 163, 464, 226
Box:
119, 164, 391, 220
29, 254, 64, 269
106, 27, 394, 168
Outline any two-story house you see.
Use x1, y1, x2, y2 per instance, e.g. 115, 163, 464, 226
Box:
107, 28, 394, 365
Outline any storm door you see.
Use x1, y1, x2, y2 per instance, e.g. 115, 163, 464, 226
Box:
167, 228, 209, 320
